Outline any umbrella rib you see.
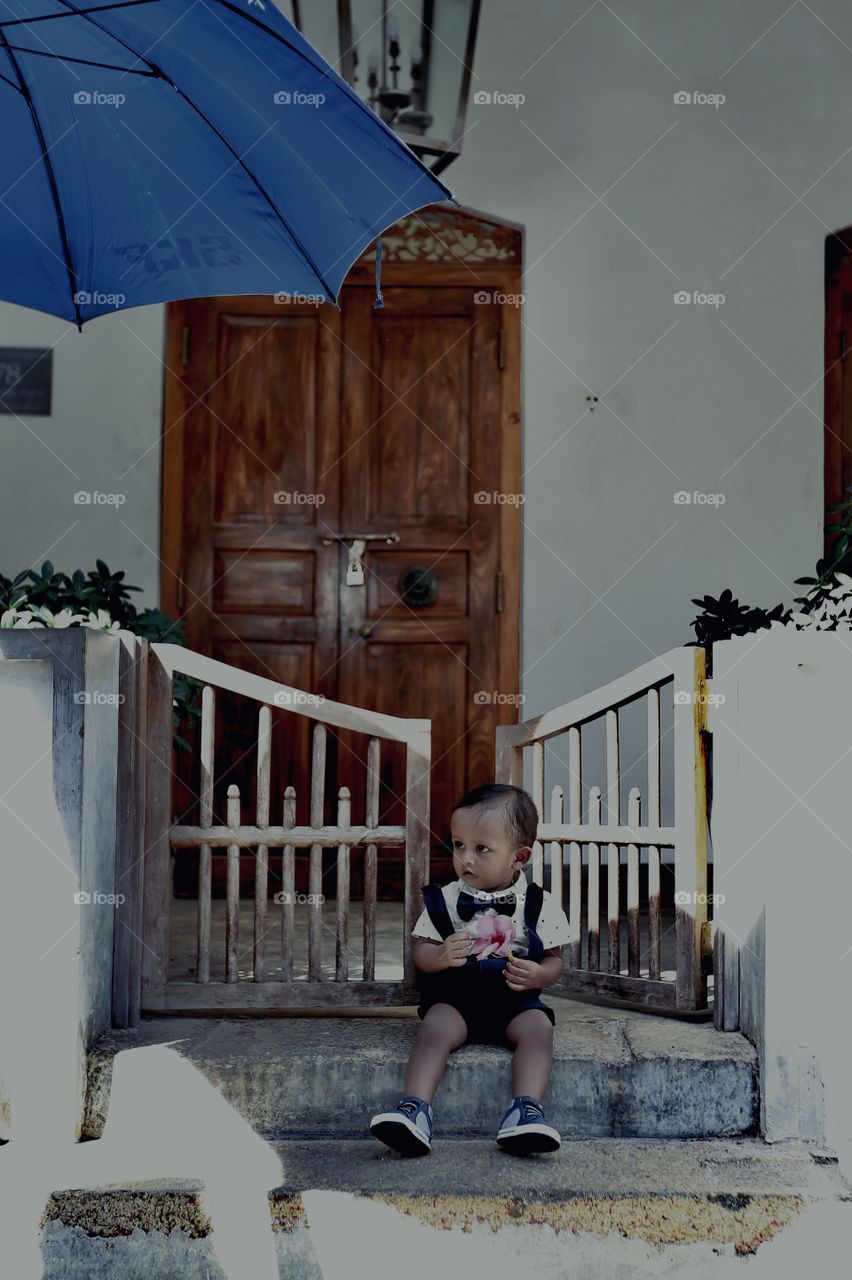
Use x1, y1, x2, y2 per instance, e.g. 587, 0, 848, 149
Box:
0, 1, 157, 30
52, 0, 338, 299
4, 46, 158, 76
0, 28, 81, 329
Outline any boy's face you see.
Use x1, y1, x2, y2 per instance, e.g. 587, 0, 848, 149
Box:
450, 803, 530, 892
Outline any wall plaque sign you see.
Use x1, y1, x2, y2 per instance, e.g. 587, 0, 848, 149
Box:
0, 348, 52, 415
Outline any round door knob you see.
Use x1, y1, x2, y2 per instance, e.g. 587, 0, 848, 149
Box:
360, 625, 374, 638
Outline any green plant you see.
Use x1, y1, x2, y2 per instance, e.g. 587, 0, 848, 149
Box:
688, 590, 788, 650
688, 489, 852, 670
794, 484, 852, 607
0, 559, 200, 749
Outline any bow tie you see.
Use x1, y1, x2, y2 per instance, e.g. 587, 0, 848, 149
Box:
456, 891, 517, 922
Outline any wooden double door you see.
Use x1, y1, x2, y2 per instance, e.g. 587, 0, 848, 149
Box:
162, 211, 523, 891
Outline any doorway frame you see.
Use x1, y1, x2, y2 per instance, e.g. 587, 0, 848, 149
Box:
160, 204, 525, 716
824, 229, 852, 552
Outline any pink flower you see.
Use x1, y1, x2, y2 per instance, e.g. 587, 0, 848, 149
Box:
466, 909, 518, 959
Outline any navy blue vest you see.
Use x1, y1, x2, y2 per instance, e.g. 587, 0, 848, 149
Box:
420, 879, 546, 969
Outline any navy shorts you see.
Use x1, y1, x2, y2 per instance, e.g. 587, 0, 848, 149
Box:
416, 961, 555, 1045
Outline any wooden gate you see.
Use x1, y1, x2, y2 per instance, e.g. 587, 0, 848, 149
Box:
496, 647, 710, 1012
139, 643, 430, 1013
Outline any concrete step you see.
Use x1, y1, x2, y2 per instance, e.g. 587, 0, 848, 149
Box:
87, 1008, 758, 1140
37, 1138, 851, 1280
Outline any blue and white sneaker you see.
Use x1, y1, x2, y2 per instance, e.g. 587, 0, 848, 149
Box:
496, 1095, 561, 1154
370, 1095, 433, 1156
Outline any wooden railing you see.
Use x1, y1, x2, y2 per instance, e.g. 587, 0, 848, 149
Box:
496, 647, 709, 1012
139, 644, 430, 1012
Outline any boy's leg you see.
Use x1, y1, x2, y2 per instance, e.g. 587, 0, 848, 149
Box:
504, 1008, 554, 1101
404, 1003, 468, 1102
498, 1008, 560, 1153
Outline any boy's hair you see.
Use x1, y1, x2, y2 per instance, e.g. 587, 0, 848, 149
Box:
452, 783, 539, 850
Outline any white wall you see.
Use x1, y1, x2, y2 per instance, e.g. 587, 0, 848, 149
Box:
1, 0, 849, 712
712, 630, 852, 1176
0, 305, 164, 604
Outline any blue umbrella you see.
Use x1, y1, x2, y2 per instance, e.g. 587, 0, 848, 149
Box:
0, 0, 454, 328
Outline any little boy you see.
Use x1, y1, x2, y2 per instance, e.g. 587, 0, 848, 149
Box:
370, 783, 571, 1157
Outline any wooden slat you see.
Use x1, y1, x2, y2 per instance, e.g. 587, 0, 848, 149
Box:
673, 648, 708, 1010
647, 687, 662, 981
497, 649, 686, 747
606, 709, 620, 974
112, 634, 135, 1027
403, 726, 431, 999
531, 739, 544, 884
128, 637, 148, 1025
549, 784, 563, 912
568, 724, 582, 970
170, 819, 671, 847
627, 787, 641, 977
363, 737, 380, 982
648, 845, 661, 981
141, 646, 174, 1005
153, 643, 422, 743
308, 723, 326, 982
254, 704, 271, 982
494, 723, 524, 785
162, 980, 407, 1011
225, 784, 240, 984
587, 785, 601, 971
197, 685, 215, 985
335, 786, 351, 981
554, 969, 677, 1008
280, 786, 296, 983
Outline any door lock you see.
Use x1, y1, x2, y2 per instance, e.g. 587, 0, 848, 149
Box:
345, 539, 366, 587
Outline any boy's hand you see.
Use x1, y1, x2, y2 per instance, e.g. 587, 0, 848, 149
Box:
504, 956, 543, 990
439, 931, 473, 968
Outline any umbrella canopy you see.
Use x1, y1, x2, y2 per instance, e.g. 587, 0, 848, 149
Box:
0, 0, 454, 327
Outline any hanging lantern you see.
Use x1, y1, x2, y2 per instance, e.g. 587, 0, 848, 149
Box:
286, 1, 482, 173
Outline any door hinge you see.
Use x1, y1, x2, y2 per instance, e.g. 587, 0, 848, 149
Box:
495, 570, 504, 613
498, 329, 506, 370
181, 324, 191, 368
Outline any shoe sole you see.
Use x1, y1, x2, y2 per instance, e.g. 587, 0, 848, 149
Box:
497, 1123, 561, 1154
370, 1114, 432, 1157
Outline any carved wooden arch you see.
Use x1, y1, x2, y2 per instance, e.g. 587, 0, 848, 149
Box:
345, 204, 523, 285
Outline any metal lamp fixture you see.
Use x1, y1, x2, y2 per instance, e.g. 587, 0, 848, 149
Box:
289, 1, 481, 173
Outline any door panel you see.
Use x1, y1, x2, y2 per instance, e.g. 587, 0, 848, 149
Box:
166, 241, 521, 897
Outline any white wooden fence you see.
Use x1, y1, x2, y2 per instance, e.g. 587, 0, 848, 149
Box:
496, 646, 710, 1012
139, 644, 430, 1012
